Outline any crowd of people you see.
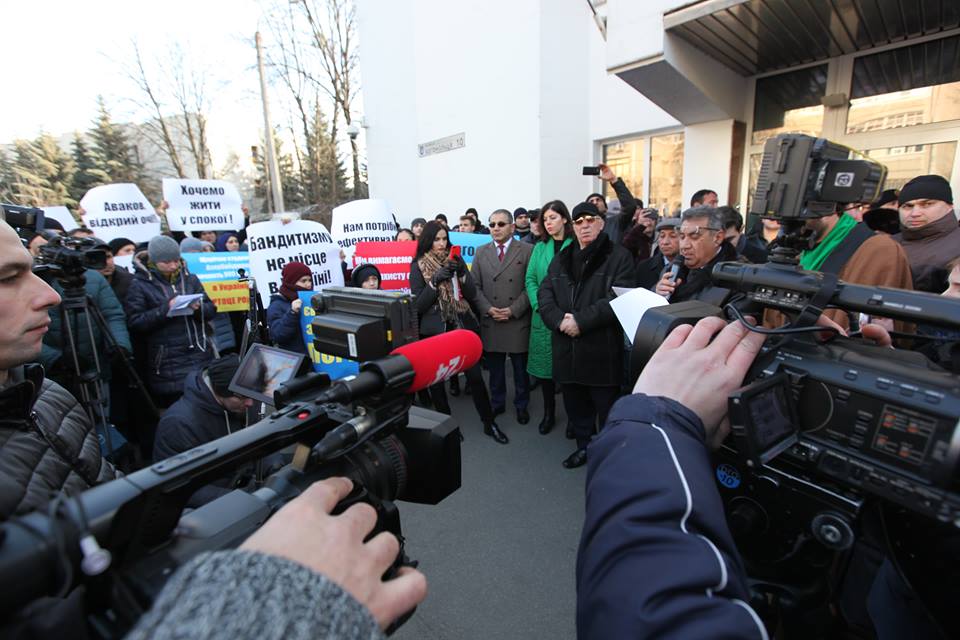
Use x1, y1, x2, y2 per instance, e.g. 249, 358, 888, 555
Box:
0, 161, 958, 637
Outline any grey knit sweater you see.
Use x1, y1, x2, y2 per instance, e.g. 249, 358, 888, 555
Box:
127, 550, 385, 640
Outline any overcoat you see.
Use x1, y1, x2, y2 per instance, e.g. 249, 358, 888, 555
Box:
471, 240, 533, 353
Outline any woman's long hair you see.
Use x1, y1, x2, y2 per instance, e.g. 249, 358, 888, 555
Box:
415, 220, 447, 259
539, 200, 572, 243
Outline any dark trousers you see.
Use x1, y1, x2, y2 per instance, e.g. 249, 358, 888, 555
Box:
561, 383, 619, 450
485, 352, 529, 411
428, 363, 494, 424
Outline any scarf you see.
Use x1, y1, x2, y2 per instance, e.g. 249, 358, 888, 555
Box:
418, 252, 470, 323
149, 261, 182, 284
799, 214, 858, 271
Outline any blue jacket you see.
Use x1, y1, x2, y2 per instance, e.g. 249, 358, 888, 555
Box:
266, 294, 306, 354
40, 269, 132, 380
124, 252, 217, 398
577, 394, 769, 640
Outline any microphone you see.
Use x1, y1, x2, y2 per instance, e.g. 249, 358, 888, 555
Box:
311, 330, 482, 457
664, 255, 686, 301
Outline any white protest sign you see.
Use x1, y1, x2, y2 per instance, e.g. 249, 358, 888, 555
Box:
113, 254, 135, 274
331, 199, 398, 261
40, 206, 77, 231
163, 178, 245, 232
246, 219, 343, 306
79, 183, 159, 243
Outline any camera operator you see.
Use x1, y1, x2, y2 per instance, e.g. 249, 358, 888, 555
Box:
125, 477, 427, 640
0, 215, 117, 521
655, 206, 740, 304
577, 317, 769, 639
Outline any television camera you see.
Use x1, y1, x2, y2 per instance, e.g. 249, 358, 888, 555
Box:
0, 288, 466, 638
632, 134, 960, 638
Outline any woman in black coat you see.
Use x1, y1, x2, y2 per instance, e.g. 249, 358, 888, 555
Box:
409, 221, 507, 444
538, 202, 636, 468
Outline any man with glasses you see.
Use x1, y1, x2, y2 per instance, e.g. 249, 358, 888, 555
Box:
655, 206, 739, 305
472, 210, 534, 425
538, 202, 636, 469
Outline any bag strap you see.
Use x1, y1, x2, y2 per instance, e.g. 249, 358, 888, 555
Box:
819, 223, 875, 276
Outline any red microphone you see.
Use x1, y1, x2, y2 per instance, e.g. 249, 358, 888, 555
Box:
391, 329, 481, 392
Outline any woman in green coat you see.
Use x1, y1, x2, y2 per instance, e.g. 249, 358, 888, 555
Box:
525, 200, 573, 435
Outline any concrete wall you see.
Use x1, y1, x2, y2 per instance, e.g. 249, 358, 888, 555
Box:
682, 119, 735, 207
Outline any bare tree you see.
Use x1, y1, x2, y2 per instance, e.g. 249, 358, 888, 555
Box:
169, 45, 213, 178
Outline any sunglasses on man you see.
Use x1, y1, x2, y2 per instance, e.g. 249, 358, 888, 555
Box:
489, 221, 512, 228
573, 215, 602, 226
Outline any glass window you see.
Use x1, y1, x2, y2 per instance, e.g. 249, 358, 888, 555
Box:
602, 138, 643, 201
848, 35, 960, 134
752, 65, 827, 145
863, 142, 957, 191
649, 133, 684, 217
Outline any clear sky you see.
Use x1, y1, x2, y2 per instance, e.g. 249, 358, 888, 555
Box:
1, 0, 270, 162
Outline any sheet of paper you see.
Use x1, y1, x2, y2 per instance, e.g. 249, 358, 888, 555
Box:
167, 294, 205, 317
610, 287, 669, 344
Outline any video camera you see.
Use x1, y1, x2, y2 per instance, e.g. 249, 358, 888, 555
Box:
0, 288, 464, 638
633, 134, 960, 636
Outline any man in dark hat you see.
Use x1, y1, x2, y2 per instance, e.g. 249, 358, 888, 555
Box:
638, 217, 681, 289
514, 207, 532, 241
895, 175, 960, 293
153, 354, 254, 506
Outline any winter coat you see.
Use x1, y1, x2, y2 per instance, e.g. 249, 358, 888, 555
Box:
409, 259, 481, 337
525, 237, 572, 379
637, 252, 670, 290
895, 212, 960, 293
603, 178, 640, 247
471, 239, 533, 353
108, 266, 134, 305
577, 394, 765, 639
267, 295, 307, 354
39, 269, 132, 382
212, 313, 237, 355
538, 233, 636, 386
153, 370, 247, 506
734, 234, 769, 264
124, 252, 217, 399
0, 364, 117, 521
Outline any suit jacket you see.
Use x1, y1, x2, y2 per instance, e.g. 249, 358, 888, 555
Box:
472, 239, 533, 353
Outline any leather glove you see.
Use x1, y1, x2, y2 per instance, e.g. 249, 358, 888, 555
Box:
431, 265, 453, 286
452, 255, 467, 276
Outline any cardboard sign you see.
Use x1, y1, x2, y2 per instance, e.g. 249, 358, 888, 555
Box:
298, 290, 361, 379
79, 184, 160, 243
351, 241, 417, 291
182, 252, 252, 312
246, 219, 343, 307
40, 206, 78, 231
331, 199, 398, 261
163, 179, 245, 232
447, 232, 493, 269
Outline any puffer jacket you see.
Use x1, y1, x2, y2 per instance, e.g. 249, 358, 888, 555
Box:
266, 294, 307, 354
0, 364, 117, 521
124, 251, 217, 399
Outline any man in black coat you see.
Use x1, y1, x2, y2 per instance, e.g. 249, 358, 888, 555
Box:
637, 217, 680, 290
153, 355, 254, 507
538, 202, 636, 468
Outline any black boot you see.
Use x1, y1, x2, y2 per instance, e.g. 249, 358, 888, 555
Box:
483, 421, 509, 444
538, 404, 555, 435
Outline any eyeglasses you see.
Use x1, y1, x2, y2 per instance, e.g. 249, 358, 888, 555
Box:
677, 226, 719, 241
573, 215, 601, 226
489, 221, 511, 228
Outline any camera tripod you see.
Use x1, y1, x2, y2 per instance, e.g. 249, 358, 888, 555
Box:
52, 270, 158, 463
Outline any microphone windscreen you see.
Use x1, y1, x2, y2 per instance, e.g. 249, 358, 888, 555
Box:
391, 330, 483, 393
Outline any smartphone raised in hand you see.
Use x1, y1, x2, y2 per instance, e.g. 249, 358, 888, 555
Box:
582, 166, 601, 176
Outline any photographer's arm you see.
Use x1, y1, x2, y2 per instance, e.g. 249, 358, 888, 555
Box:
577, 319, 769, 640
127, 478, 426, 640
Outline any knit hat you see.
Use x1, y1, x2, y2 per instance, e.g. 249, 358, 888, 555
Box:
108, 237, 135, 255
898, 175, 953, 206
148, 235, 181, 263
411, 217, 427, 227
655, 217, 681, 232
180, 237, 206, 253
206, 354, 240, 397
586, 192, 605, 203
863, 206, 901, 235
571, 201, 603, 220
873, 189, 899, 208
279, 261, 312, 300
350, 263, 382, 289
513, 207, 529, 218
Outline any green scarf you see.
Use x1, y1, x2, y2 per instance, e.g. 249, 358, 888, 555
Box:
799, 214, 858, 271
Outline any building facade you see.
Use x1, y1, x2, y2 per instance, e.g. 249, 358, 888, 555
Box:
357, 0, 960, 224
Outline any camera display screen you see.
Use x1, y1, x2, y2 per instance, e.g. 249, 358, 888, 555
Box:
748, 383, 796, 452
229, 344, 305, 405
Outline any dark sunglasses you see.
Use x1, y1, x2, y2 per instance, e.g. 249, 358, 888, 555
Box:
489, 221, 512, 228
573, 215, 600, 226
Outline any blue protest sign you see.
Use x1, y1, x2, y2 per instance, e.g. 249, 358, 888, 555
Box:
447, 232, 493, 268
182, 252, 251, 312
298, 291, 360, 379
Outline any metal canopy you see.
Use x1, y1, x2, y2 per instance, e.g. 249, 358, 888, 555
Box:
664, 0, 960, 76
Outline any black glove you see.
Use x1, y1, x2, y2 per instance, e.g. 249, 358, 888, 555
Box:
431, 265, 454, 286
452, 255, 467, 276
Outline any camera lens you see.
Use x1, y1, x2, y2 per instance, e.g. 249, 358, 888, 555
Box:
338, 435, 409, 501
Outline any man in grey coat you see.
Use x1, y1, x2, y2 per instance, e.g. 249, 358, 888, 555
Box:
471, 209, 533, 424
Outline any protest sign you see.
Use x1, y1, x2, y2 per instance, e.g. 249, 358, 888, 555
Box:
351, 240, 416, 291
40, 206, 77, 231
299, 291, 361, 379
113, 254, 135, 274
331, 199, 398, 261
447, 232, 493, 269
79, 184, 160, 243
246, 219, 343, 307
163, 179, 245, 232
182, 252, 251, 312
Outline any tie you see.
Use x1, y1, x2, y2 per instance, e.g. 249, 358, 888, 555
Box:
498, 244, 505, 262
